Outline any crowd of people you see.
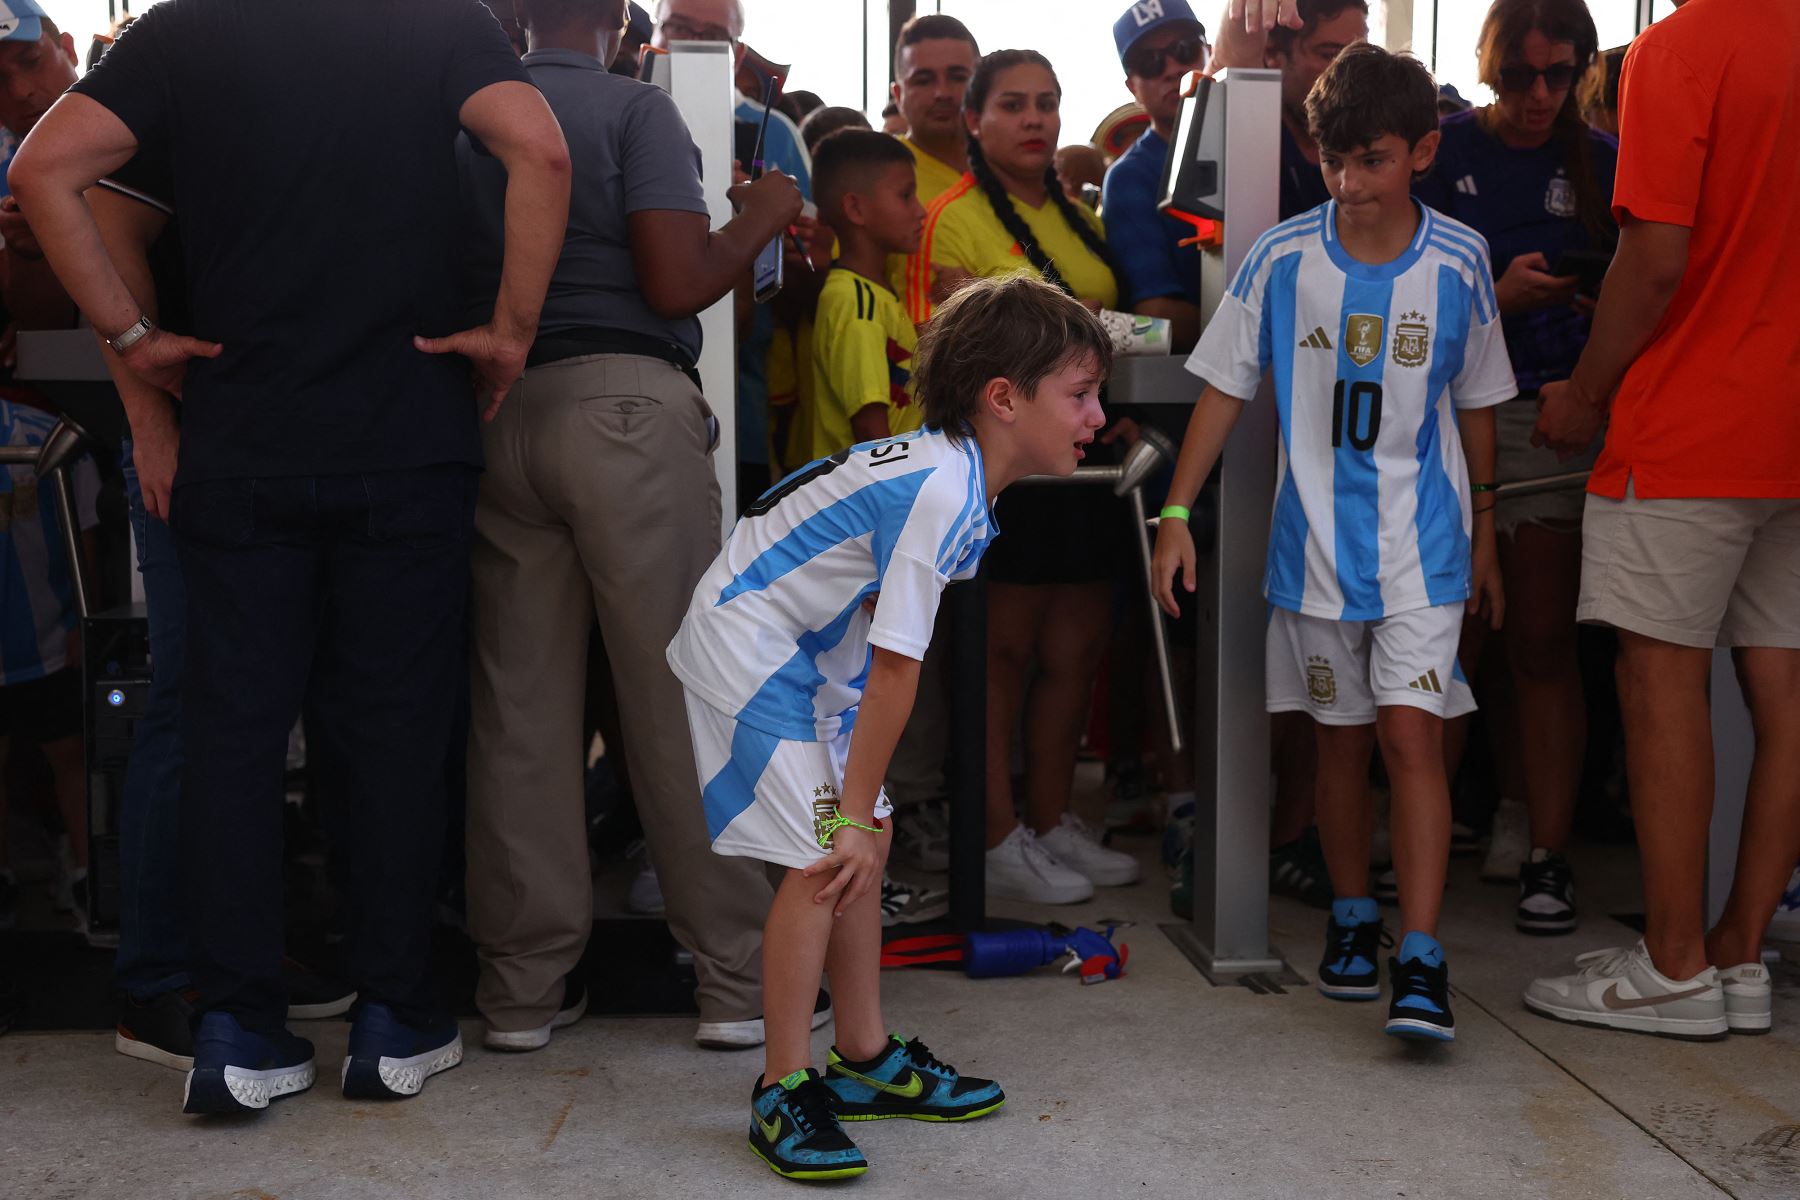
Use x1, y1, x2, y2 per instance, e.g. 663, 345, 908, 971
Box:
0, 0, 1792, 1184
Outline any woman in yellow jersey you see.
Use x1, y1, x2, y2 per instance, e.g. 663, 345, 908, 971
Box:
905, 50, 1142, 903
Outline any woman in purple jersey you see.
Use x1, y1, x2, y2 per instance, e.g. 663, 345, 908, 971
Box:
1414, 0, 1616, 938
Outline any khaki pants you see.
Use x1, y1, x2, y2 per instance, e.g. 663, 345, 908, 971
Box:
465, 353, 773, 1030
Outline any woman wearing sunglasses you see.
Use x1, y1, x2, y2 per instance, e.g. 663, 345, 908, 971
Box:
1414, 0, 1616, 939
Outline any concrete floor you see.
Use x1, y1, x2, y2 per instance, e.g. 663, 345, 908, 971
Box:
4, 823, 1799, 1199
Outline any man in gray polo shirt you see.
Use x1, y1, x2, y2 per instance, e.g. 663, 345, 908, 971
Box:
457, 0, 802, 1053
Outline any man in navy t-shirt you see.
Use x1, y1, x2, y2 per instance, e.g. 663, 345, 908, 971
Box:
1102, 0, 1210, 350
10, 0, 572, 1117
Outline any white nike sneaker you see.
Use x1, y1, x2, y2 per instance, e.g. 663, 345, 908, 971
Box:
1037, 814, 1141, 887
1523, 940, 1727, 1040
1482, 797, 1528, 882
985, 825, 1094, 905
1718, 961, 1773, 1035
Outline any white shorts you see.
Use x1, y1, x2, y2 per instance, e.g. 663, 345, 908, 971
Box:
683, 690, 892, 870
1266, 602, 1476, 726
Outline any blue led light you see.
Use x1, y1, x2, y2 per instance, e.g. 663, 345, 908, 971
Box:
108, 689, 126, 707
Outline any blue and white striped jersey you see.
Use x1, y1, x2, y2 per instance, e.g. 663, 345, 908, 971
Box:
1, 400, 100, 685
1186, 200, 1516, 621
668, 428, 995, 741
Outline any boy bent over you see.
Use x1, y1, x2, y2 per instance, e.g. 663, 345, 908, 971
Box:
668, 275, 1111, 1179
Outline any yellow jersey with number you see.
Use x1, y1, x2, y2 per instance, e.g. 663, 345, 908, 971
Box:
903, 173, 1118, 323
805, 266, 923, 462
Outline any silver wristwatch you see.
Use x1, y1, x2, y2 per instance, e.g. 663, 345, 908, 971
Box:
106, 314, 156, 355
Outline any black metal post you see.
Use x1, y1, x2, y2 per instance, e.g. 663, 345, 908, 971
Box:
943, 572, 986, 931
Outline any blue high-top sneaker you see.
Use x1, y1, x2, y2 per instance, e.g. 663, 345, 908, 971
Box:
183, 1011, 316, 1115
341, 1002, 463, 1099
823, 1034, 1005, 1121
1386, 931, 1456, 1041
1317, 897, 1386, 1000
749, 1068, 869, 1181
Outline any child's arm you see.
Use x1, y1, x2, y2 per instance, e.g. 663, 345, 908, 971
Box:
1458, 405, 1504, 630
850, 404, 890, 445
1151, 383, 1247, 617
802, 645, 920, 917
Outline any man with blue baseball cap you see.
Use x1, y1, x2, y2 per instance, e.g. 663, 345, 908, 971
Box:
1102, 0, 1209, 350
0, 1, 79, 324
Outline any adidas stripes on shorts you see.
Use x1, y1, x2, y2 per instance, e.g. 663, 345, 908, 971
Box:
683, 690, 893, 870
1265, 601, 1475, 725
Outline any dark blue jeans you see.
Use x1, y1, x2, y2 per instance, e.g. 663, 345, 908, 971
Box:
172, 465, 477, 1031
116, 438, 191, 1002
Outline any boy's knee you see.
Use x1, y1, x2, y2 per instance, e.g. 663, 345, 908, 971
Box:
1376, 707, 1443, 767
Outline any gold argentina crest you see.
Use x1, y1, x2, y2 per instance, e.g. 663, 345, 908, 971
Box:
1392, 310, 1430, 368
811, 782, 840, 844
1344, 314, 1383, 367
1306, 655, 1337, 706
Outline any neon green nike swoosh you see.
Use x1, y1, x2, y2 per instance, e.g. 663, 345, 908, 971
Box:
759, 1114, 783, 1142
834, 1066, 925, 1099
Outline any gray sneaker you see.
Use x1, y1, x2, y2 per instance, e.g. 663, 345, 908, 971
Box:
1718, 962, 1772, 1035
1523, 941, 1727, 1041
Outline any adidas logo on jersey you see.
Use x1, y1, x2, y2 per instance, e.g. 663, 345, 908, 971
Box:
1454, 175, 1478, 196
1298, 327, 1333, 349
1407, 670, 1445, 695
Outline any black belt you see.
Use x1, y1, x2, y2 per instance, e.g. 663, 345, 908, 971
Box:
527, 327, 702, 388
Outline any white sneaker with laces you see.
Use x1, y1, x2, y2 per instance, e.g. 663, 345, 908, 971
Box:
1037, 814, 1141, 887
985, 825, 1094, 905
1718, 962, 1772, 1035
1523, 940, 1727, 1040
1482, 797, 1529, 882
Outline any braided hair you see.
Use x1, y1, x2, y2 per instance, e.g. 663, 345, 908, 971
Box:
963, 49, 1120, 301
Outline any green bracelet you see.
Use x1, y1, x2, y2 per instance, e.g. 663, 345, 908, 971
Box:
1159, 505, 1191, 522
816, 808, 884, 849
1470, 482, 1496, 494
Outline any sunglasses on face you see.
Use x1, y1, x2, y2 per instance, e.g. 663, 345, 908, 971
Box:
1497, 62, 1581, 93
1128, 36, 1206, 80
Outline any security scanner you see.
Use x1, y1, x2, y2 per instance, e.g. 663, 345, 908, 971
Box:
645, 40, 741, 528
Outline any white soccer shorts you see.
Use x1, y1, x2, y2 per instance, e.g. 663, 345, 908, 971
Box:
683, 690, 892, 870
1266, 602, 1476, 725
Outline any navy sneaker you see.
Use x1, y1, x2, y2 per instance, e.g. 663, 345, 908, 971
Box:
1317, 898, 1386, 1000
823, 1034, 1005, 1122
749, 1068, 868, 1181
182, 1012, 316, 1115
1385, 932, 1456, 1042
341, 1002, 463, 1099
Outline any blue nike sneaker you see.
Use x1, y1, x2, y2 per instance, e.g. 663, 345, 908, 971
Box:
1386, 931, 1456, 1042
183, 1011, 316, 1115
1318, 897, 1386, 1000
823, 1034, 1005, 1121
341, 1002, 463, 1099
749, 1068, 869, 1181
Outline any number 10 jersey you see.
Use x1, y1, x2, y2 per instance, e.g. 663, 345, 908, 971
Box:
1187, 200, 1517, 621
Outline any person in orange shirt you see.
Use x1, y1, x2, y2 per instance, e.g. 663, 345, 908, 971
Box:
1526, 0, 1800, 1041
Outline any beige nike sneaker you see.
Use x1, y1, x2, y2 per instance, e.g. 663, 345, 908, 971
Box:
1718, 962, 1773, 1035
1523, 940, 1727, 1040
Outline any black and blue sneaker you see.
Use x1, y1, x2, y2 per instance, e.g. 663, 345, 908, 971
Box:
341, 1002, 463, 1100
182, 1011, 316, 1115
1385, 931, 1455, 1042
749, 1068, 869, 1181
823, 1034, 1005, 1122
1317, 897, 1386, 1001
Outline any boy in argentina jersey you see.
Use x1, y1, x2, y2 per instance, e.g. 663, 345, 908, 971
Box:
668, 276, 1110, 1182
1152, 46, 1513, 1047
